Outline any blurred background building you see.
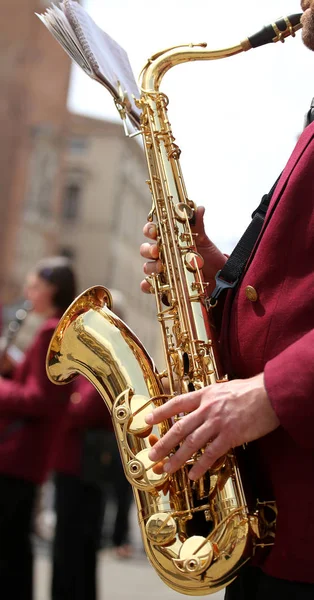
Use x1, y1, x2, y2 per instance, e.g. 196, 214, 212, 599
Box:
1, 0, 160, 361
1, 0, 71, 302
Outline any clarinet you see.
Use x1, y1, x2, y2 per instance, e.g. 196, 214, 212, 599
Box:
0, 300, 32, 375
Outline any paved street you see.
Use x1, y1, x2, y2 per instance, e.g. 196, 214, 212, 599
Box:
34, 503, 225, 600
35, 550, 225, 600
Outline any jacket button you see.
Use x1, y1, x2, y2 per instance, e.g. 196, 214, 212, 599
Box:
245, 286, 258, 302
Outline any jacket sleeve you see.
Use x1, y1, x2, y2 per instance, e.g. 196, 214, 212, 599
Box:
0, 325, 69, 418
264, 329, 314, 448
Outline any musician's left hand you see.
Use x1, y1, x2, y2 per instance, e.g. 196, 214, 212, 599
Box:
145, 373, 279, 480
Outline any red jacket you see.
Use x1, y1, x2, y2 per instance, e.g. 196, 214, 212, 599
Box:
221, 122, 314, 582
0, 317, 71, 484
53, 376, 113, 476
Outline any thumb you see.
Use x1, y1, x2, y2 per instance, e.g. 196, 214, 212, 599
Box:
192, 206, 209, 246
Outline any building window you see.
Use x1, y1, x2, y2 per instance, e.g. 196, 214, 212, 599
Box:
25, 129, 58, 219
62, 183, 81, 221
68, 137, 88, 154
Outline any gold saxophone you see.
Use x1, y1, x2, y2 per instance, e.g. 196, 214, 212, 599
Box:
46, 15, 302, 595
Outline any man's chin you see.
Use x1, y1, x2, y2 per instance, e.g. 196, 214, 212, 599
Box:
301, 9, 314, 50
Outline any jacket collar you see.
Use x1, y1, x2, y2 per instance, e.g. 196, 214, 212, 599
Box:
266, 121, 314, 223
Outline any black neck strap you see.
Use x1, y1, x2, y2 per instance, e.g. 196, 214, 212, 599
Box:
304, 96, 314, 130
208, 98, 314, 308
208, 174, 281, 307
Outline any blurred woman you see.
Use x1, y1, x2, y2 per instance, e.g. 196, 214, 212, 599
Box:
0, 256, 76, 600
51, 295, 133, 600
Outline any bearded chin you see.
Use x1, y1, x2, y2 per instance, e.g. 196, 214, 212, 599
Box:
302, 9, 314, 51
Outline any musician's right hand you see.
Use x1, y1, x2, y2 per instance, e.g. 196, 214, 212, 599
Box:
0, 353, 15, 377
140, 206, 227, 294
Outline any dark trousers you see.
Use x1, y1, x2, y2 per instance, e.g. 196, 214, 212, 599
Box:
82, 430, 133, 549
0, 474, 36, 600
106, 453, 132, 548
225, 566, 314, 600
52, 473, 104, 600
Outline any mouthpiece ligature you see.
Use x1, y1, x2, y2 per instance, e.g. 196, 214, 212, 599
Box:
242, 13, 303, 51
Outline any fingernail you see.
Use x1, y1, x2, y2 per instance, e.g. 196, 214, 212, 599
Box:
145, 413, 153, 425
188, 470, 196, 481
163, 462, 171, 473
148, 449, 157, 461
148, 225, 155, 236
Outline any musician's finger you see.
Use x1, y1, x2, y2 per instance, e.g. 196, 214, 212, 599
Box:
188, 436, 228, 480
191, 205, 205, 233
149, 434, 159, 446
140, 279, 153, 294
143, 223, 157, 240
153, 461, 167, 475
161, 423, 218, 474
147, 408, 204, 463
145, 391, 201, 426
143, 260, 163, 276
140, 242, 159, 260
148, 434, 167, 474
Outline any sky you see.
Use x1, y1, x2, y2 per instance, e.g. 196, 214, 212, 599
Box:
68, 0, 314, 252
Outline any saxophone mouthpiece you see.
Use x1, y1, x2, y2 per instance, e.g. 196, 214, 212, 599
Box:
243, 13, 302, 50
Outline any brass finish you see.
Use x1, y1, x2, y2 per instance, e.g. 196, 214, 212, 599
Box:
46, 15, 302, 596
245, 286, 259, 302
146, 513, 177, 544
240, 38, 253, 52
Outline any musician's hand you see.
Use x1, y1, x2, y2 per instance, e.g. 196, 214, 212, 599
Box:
140, 206, 227, 294
145, 373, 280, 480
140, 223, 163, 294
0, 354, 15, 377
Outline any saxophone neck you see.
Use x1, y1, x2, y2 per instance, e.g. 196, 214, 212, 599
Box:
140, 13, 302, 92
140, 42, 244, 93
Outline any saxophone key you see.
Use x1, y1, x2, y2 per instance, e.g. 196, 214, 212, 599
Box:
130, 448, 169, 489
184, 251, 204, 273
173, 535, 213, 575
128, 394, 155, 437
146, 512, 177, 545
173, 202, 194, 222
